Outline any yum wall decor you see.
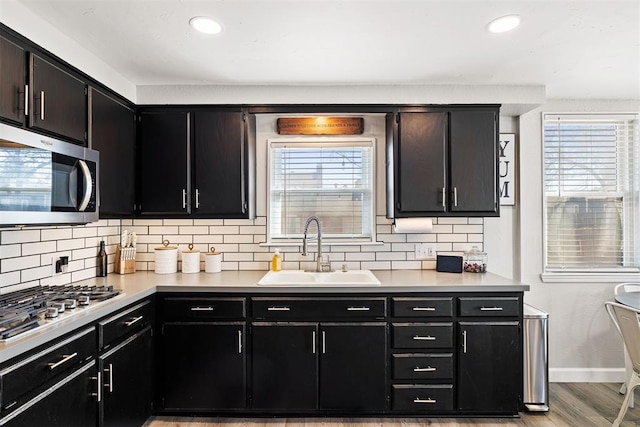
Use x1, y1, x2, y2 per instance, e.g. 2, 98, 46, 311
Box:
499, 133, 516, 206
277, 117, 364, 135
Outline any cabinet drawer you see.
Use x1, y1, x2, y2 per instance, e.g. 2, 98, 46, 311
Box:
458, 297, 520, 317
98, 299, 153, 349
0, 327, 96, 411
252, 297, 386, 320
392, 353, 453, 380
162, 297, 246, 321
392, 297, 453, 317
392, 323, 453, 349
392, 384, 453, 412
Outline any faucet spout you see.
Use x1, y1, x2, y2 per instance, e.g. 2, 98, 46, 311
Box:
302, 216, 330, 272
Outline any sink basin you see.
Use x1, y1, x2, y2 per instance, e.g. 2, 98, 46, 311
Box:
257, 270, 381, 286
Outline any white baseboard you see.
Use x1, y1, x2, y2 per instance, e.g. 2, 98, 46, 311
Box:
550, 368, 625, 383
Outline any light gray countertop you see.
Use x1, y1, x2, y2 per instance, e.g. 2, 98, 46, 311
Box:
0, 270, 528, 363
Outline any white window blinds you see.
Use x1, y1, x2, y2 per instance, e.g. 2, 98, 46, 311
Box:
268, 139, 375, 242
543, 113, 639, 271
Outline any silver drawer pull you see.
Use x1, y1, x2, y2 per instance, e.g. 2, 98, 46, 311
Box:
268, 307, 290, 311
48, 352, 77, 370
347, 306, 370, 311
124, 316, 143, 327
412, 307, 436, 311
480, 306, 504, 311
414, 398, 437, 404
191, 306, 214, 311
413, 335, 436, 341
414, 366, 436, 372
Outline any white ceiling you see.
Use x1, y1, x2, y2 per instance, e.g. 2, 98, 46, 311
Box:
13, 0, 640, 100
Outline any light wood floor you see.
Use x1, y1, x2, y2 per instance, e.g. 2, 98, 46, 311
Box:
145, 383, 640, 426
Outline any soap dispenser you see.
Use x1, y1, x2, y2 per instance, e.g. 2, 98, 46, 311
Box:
271, 249, 282, 272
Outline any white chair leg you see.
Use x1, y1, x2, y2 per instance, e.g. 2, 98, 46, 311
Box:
623, 352, 635, 407
614, 374, 640, 427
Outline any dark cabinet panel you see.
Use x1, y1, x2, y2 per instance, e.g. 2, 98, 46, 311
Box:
161, 322, 246, 410
193, 110, 246, 217
251, 323, 317, 411
0, 361, 97, 427
319, 323, 387, 411
449, 110, 498, 213
100, 325, 153, 427
138, 110, 189, 215
0, 35, 26, 124
396, 112, 447, 214
89, 87, 136, 217
457, 321, 521, 413
29, 54, 86, 144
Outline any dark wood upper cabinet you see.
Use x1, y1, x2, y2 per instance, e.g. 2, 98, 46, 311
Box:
0, 35, 26, 124
392, 106, 499, 217
89, 87, 136, 217
29, 54, 87, 145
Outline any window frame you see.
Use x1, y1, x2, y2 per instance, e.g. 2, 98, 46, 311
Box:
266, 136, 377, 246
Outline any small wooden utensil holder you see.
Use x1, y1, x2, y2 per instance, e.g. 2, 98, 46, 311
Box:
115, 245, 136, 274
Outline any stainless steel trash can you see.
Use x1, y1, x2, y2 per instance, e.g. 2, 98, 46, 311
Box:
523, 303, 549, 412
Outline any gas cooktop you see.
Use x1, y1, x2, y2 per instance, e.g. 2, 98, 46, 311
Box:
0, 284, 123, 341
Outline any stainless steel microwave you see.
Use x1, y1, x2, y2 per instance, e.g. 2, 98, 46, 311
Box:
0, 123, 99, 226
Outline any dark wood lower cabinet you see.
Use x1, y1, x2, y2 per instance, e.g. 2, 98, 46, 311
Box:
0, 361, 97, 427
100, 325, 153, 427
160, 322, 246, 411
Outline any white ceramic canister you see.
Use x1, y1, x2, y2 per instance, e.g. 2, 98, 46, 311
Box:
154, 240, 178, 274
181, 243, 201, 274
204, 246, 222, 273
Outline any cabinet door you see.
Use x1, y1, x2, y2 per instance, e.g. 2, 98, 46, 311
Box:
89, 88, 136, 217
193, 110, 246, 217
319, 323, 387, 411
0, 361, 97, 427
100, 326, 152, 427
457, 321, 521, 414
251, 323, 317, 411
161, 322, 245, 410
396, 112, 447, 215
138, 110, 189, 215
0, 35, 26, 124
449, 110, 498, 214
29, 54, 86, 144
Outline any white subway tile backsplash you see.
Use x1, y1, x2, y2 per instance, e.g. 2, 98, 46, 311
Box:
2, 229, 40, 244
224, 234, 254, 244
57, 239, 86, 251
41, 228, 72, 241
361, 261, 391, 270
2, 255, 40, 273
72, 268, 96, 282
437, 218, 469, 225
193, 219, 224, 226
390, 243, 416, 252
375, 252, 406, 261
468, 218, 484, 224
377, 233, 406, 243
392, 260, 422, 270
149, 226, 179, 235
209, 225, 240, 235
72, 227, 97, 238
431, 224, 453, 234
239, 261, 269, 270
178, 226, 209, 235
164, 219, 194, 226
437, 234, 468, 243
21, 266, 52, 282
453, 224, 484, 234
22, 241, 57, 256
0, 271, 21, 287
345, 252, 376, 261
254, 217, 267, 226
224, 219, 253, 226
240, 225, 266, 235
406, 234, 437, 243
224, 252, 254, 262
72, 247, 99, 261
0, 244, 21, 259
193, 235, 224, 244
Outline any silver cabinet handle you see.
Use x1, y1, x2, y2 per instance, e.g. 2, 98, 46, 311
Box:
462, 330, 467, 354
238, 330, 242, 354
442, 187, 446, 208
91, 372, 102, 402
322, 331, 326, 354
40, 90, 45, 120
312, 331, 316, 354
104, 363, 113, 393
413, 335, 436, 341
124, 316, 143, 327
480, 306, 504, 311
191, 306, 214, 311
20, 84, 29, 116
267, 306, 290, 311
195, 189, 200, 209
414, 366, 436, 372
347, 306, 370, 311
182, 189, 187, 209
453, 187, 458, 207
414, 398, 437, 404
48, 352, 77, 370
413, 307, 435, 311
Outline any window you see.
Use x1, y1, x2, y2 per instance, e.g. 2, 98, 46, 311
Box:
543, 113, 639, 272
268, 138, 375, 243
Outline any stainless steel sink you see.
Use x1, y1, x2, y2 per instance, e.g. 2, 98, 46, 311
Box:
257, 270, 381, 286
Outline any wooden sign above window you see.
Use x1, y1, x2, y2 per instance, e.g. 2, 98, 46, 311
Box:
277, 117, 364, 135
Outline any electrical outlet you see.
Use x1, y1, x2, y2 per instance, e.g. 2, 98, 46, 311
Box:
51, 256, 61, 276
426, 245, 437, 259
415, 243, 428, 260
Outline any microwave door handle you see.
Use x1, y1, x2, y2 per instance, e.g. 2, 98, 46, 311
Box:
77, 160, 92, 212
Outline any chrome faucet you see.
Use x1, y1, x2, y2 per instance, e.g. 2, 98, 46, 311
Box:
302, 216, 331, 272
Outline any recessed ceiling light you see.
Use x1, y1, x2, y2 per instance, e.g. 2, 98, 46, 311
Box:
189, 16, 223, 35
486, 14, 521, 33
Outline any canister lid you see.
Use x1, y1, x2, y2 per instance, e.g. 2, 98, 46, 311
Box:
464, 245, 486, 255
155, 239, 177, 250
205, 246, 221, 255
182, 243, 200, 253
